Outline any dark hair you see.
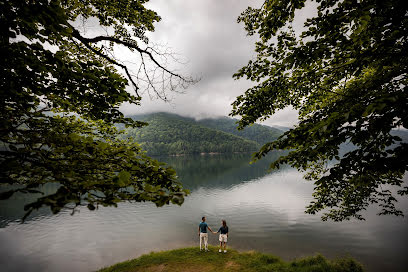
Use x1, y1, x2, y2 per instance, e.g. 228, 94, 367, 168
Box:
222, 220, 227, 228
202, 216, 205, 221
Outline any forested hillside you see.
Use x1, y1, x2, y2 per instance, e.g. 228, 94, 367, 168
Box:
122, 113, 270, 155
122, 113, 408, 156
197, 117, 282, 145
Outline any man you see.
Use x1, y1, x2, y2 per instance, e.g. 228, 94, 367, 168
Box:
198, 216, 214, 251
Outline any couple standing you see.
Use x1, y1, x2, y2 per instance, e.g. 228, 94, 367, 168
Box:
198, 216, 229, 253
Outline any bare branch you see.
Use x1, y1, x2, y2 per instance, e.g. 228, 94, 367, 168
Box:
70, 31, 141, 97
70, 27, 197, 100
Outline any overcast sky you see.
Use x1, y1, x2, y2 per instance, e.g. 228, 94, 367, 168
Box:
119, 0, 304, 127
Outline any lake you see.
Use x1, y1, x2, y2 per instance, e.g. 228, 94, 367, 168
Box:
0, 153, 407, 272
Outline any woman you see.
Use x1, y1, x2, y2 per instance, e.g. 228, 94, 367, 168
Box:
214, 219, 229, 253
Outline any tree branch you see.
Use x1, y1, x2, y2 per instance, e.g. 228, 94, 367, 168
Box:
71, 29, 141, 97
70, 27, 195, 99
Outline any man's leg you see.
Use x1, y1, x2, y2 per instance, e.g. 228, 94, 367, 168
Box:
199, 233, 203, 250
204, 233, 208, 251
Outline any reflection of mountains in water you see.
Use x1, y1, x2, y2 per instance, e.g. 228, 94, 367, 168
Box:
0, 152, 287, 227
155, 151, 288, 191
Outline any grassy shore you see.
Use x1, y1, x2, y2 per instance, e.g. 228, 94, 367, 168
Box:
97, 246, 364, 272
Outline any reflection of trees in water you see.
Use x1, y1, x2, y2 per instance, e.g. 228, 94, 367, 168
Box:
156, 151, 288, 190
0, 183, 60, 227
0, 152, 288, 227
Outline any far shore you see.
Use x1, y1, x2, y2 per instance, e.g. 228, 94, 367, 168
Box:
167, 151, 254, 157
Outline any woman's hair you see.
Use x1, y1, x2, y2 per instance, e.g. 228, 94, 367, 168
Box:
222, 219, 227, 228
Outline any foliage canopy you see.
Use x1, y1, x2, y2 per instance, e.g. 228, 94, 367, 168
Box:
232, 0, 408, 220
0, 0, 193, 219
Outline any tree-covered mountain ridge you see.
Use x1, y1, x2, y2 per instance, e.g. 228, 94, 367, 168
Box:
122, 112, 408, 156
122, 112, 286, 155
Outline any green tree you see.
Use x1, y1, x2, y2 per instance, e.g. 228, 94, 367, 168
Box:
232, 0, 408, 221
0, 0, 193, 219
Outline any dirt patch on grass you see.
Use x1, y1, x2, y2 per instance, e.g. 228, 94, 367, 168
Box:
145, 264, 167, 272
225, 261, 241, 271
144, 263, 215, 272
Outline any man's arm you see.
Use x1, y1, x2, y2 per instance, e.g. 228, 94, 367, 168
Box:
208, 226, 214, 233
198, 226, 200, 236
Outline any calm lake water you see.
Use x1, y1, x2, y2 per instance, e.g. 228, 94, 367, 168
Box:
0, 153, 407, 272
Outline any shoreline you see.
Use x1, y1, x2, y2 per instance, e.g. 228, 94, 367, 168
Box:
97, 246, 364, 272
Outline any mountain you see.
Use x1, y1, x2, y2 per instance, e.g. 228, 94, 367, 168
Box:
196, 116, 283, 145
121, 112, 408, 156
122, 113, 280, 155
272, 125, 292, 132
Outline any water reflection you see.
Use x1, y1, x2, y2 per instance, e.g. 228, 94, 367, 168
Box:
0, 152, 281, 227
0, 153, 407, 272
0, 183, 60, 228
156, 152, 284, 190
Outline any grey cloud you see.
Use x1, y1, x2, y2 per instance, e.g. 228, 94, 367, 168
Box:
120, 0, 302, 127
147, 0, 260, 80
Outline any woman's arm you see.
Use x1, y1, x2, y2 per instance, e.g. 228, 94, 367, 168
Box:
208, 226, 216, 234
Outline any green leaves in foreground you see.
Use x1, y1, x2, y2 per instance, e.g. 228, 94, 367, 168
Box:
1, 116, 188, 220
1, 0, 192, 219
232, 0, 408, 221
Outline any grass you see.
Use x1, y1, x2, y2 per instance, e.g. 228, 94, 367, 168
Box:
97, 246, 364, 272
